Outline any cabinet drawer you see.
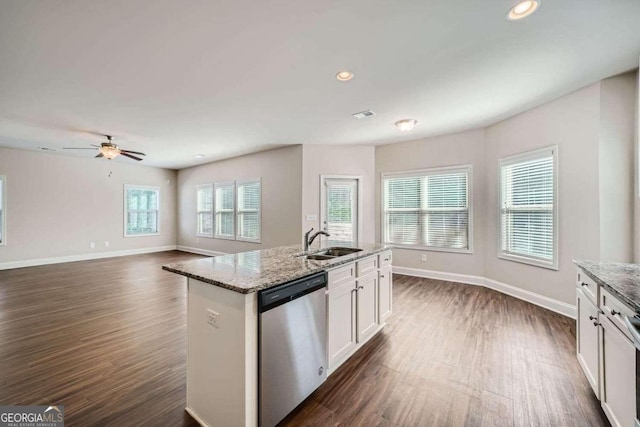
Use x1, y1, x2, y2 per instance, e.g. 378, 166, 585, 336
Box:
577, 268, 598, 307
356, 256, 378, 277
601, 288, 635, 341
378, 250, 392, 268
328, 263, 355, 291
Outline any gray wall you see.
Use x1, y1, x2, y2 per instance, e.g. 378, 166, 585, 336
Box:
177, 145, 303, 254
598, 71, 637, 262
301, 145, 376, 243
375, 129, 487, 277
375, 72, 638, 306
0, 147, 177, 263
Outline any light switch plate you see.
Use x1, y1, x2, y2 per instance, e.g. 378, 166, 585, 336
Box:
305, 214, 317, 221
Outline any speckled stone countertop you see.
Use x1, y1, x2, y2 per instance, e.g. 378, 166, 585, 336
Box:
163, 242, 392, 294
574, 260, 640, 312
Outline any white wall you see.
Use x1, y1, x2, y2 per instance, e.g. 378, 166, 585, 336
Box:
375, 129, 487, 277
599, 71, 637, 262
301, 145, 376, 243
484, 83, 602, 305
177, 146, 302, 254
0, 147, 177, 264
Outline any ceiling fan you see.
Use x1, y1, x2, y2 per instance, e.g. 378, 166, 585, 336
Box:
63, 135, 146, 161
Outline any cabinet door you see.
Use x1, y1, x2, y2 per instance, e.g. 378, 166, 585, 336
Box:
577, 288, 600, 398
600, 315, 636, 427
378, 267, 392, 324
327, 281, 357, 370
357, 273, 378, 343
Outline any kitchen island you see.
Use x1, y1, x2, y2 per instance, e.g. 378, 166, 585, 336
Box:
163, 242, 392, 427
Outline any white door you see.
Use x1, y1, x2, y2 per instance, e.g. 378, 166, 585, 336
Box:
321, 177, 359, 243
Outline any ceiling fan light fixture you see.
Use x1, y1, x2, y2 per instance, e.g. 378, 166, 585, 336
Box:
507, 0, 540, 20
395, 119, 417, 132
100, 145, 120, 159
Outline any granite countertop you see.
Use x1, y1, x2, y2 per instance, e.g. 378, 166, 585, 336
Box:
163, 241, 392, 294
574, 260, 640, 312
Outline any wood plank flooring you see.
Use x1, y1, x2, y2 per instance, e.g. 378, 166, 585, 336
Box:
0, 252, 609, 426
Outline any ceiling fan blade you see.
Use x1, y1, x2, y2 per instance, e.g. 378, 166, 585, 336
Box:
120, 152, 143, 161
120, 149, 146, 156
95, 153, 104, 158
62, 147, 97, 150
90, 144, 101, 148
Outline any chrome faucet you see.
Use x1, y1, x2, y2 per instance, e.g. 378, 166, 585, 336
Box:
304, 228, 330, 252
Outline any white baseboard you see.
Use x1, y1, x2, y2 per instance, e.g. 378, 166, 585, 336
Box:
176, 245, 227, 257
0, 245, 178, 271
393, 266, 577, 319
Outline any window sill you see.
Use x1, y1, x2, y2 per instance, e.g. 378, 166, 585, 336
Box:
386, 243, 473, 255
125, 232, 160, 238
236, 237, 262, 244
498, 253, 558, 271
214, 235, 236, 241
196, 233, 214, 238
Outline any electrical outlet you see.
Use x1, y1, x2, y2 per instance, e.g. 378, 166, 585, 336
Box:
420, 254, 427, 262
207, 309, 220, 328
104, 241, 110, 247
90, 242, 96, 249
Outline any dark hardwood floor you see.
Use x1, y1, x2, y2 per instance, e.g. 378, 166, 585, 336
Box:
0, 252, 608, 426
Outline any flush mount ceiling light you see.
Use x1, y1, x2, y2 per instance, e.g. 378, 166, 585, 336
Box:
336, 71, 354, 81
194, 154, 205, 158
507, 0, 540, 20
395, 119, 417, 132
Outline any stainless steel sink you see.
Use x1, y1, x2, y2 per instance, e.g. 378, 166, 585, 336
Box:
298, 247, 363, 261
321, 247, 362, 257
305, 254, 336, 261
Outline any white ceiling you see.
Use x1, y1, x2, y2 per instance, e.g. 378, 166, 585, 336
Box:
0, 0, 639, 169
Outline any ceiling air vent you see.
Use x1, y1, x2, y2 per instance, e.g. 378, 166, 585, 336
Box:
352, 110, 376, 119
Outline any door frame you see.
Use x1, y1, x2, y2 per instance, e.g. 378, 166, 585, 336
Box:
319, 175, 363, 243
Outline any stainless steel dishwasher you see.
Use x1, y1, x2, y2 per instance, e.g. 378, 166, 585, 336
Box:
258, 272, 327, 427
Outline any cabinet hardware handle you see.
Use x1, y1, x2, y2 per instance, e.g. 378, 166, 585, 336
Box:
380, 275, 385, 278
384, 258, 389, 262
358, 286, 364, 290
589, 315, 596, 321
593, 321, 600, 327
581, 282, 588, 287
611, 310, 620, 316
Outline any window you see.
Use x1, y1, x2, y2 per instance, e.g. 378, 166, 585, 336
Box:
0, 175, 5, 245
499, 146, 557, 269
236, 179, 261, 242
196, 184, 214, 237
382, 166, 471, 252
214, 181, 235, 239
124, 185, 160, 236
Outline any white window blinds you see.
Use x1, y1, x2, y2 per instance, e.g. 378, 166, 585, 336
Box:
214, 182, 235, 239
237, 179, 261, 242
196, 184, 214, 237
125, 185, 160, 236
499, 147, 557, 269
383, 167, 471, 251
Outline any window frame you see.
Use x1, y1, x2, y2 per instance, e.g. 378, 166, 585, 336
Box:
123, 184, 161, 237
380, 164, 473, 254
0, 175, 6, 246
236, 178, 262, 243
214, 180, 236, 240
497, 146, 558, 270
196, 184, 214, 238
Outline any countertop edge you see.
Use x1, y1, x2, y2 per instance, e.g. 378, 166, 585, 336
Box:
164, 245, 392, 294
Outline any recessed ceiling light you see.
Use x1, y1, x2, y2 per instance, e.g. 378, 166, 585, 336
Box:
336, 71, 354, 82
194, 154, 205, 158
395, 119, 417, 132
507, 0, 540, 20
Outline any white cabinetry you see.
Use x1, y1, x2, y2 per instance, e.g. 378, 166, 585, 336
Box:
576, 267, 637, 427
327, 250, 392, 374
576, 287, 600, 398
